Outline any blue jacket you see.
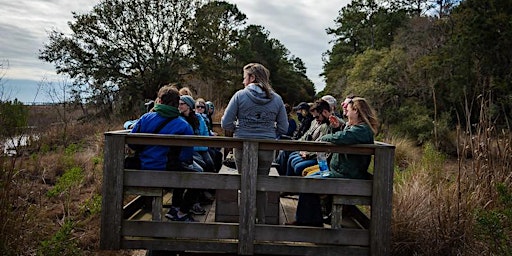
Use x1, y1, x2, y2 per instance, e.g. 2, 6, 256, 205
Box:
130, 112, 194, 170
221, 83, 288, 139
194, 113, 210, 152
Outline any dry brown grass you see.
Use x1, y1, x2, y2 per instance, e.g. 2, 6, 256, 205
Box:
390, 107, 512, 255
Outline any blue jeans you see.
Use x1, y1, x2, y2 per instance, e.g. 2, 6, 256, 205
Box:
287, 152, 317, 176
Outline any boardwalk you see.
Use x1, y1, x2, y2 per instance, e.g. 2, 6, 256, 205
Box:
101, 132, 394, 255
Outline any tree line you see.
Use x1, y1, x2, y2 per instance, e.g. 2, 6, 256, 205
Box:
39, 0, 315, 117
321, 0, 512, 146
39, 0, 512, 148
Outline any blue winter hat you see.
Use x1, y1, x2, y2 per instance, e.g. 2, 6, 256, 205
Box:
180, 95, 195, 110
205, 101, 214, 114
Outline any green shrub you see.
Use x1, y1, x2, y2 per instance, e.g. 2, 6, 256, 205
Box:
475, 183, 512, 255
38, 219, 82, 256
47, 167, 84, 198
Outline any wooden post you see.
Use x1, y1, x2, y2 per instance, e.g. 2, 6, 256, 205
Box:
238, 141, 258, 255
370, 146, 395, 256
100, 133, 126, 249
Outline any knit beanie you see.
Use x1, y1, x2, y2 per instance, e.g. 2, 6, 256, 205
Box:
180, 95, 195, 110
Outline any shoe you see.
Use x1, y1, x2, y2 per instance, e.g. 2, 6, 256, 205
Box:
164, 207, 179, 220
172, 213, 197, 222
285, 221, 298, 226
190, 203, 206, 215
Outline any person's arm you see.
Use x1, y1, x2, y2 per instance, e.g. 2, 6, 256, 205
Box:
321, 124, 372, 145
275, 99, 289, 136
221, 92, 239, 132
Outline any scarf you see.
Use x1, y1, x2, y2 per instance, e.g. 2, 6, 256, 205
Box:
153, 104, 180, 118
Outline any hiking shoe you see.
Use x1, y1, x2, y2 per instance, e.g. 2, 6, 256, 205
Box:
190, 203, 206, 215
172, 213, 197, 222
164, 207, 179, 220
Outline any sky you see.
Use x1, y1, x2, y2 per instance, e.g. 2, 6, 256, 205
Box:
0, 0, 350, 103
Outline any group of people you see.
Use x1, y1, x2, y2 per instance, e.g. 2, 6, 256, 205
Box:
126, 84, 221, 222
127, 62, 379, 226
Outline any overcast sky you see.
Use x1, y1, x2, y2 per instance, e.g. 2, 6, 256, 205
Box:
0, 0, 350, 103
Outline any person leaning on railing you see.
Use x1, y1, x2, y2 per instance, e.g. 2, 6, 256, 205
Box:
288, 97, 379, 227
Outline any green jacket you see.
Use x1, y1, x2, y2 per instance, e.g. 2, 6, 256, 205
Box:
320, 123, 374, 179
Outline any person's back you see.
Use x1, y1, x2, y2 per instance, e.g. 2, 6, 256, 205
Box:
130, 86, 194, 170
221, 63, 288, 224
221, 63, 288, 139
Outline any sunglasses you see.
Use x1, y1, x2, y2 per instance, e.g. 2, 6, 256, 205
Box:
196, 105, 205, 109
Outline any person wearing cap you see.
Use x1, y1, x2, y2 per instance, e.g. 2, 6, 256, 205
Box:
293, 101, 314, 140
221, 62, 288, 224
322, 94, 343, 119
179, 95, 215, 174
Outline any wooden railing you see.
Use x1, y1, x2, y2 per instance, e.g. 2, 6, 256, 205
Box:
100, 130, 395, 255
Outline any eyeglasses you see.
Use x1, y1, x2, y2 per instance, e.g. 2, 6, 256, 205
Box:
196, 105, 205, 109
342, 98, 354, 109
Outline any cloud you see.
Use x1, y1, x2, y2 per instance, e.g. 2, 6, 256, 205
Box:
231, 0, 349, 91
1, 0, 349, 102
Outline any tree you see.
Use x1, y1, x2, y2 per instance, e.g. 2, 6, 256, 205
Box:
322, 0, 410, 95
188, 1, 247, 100
39, 0, 200, 115
234, 25, 316, 104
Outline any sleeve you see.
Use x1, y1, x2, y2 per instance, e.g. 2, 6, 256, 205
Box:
221, 92, 239, 132
179, 123, 195, 163
320, 124, 371, 145
275, 99, 289, 136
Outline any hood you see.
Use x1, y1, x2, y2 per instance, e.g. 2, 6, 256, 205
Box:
245, 83, 272, 105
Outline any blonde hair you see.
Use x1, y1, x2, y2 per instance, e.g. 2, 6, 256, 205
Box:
350, 97, 379, 134
179, 87, 193, 97
243, 63, 272, 99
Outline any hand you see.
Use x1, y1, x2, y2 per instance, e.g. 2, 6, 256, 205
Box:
329, 115, 340, 128
299, 151, 307, 158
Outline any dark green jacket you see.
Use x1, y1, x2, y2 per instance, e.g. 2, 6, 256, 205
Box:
320, 123, 374, 179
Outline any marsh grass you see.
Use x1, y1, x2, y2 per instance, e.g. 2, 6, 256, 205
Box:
391, 93, 512, 255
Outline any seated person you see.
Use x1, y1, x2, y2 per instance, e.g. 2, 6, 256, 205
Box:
286, 100, 333, 176
289, 97, 379, 227
129, 85, 198, 222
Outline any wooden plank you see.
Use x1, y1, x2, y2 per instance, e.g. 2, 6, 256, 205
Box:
122, 239, 238, 253
370, 146, 395, 256
332, 195, 372, 205
254, 225, 370, 246
123, 195, 145, 219
258, 175, 373, 196
100, 133, 125, 249
254, 243, 369, 256
124, 170, 240, 190
238, 141, 258, 255
122, 221, 238, 239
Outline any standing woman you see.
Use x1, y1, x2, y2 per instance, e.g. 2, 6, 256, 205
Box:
221, 63, 288, 223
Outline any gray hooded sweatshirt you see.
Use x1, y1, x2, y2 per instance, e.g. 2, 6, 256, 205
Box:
221, 83, 288, 139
